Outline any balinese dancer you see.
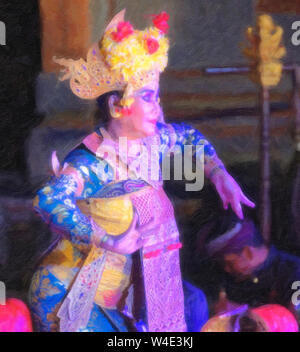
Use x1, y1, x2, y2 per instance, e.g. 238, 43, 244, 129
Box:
28, 10, 255, 332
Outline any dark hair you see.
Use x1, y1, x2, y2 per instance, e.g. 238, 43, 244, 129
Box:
94, 91, 123, 126
221, 219, 265, 254
198, 211, 265, 257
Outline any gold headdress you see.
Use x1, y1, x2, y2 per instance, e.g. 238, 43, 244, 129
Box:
54, 10, 169, 109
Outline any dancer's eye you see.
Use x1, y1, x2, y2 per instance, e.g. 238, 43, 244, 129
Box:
139, 89, 155, 103
142, 93, 153, 102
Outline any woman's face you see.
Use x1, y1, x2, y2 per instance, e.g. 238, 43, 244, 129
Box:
118, 78, 162, 138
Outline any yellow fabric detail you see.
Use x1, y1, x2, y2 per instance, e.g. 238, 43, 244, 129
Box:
79, 245, 131, 309
77, 197, 133, 236
41, 239, 83, 287
42, 239, 81, 267
94, 251, 130, 309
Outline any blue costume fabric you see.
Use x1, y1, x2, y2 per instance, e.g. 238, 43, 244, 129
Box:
28, 122, 213, 332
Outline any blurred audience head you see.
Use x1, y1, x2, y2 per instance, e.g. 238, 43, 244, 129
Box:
200, 212, 268, 278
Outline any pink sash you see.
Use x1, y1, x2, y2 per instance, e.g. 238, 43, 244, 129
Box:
130, 186, 186, 332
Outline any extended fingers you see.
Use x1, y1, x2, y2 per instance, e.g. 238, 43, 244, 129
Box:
218, 189, 229, 210
232, 201, 243, 219
241, 193, 256, 208
221, 196, 229, 210
230, 195, 244, 220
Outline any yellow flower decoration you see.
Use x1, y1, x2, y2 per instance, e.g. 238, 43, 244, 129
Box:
243, 14, 286, 87
54, 10, 170, 109
101, 26, 168, 83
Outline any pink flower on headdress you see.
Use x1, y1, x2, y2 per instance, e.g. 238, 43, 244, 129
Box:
146, 37, 159, 54
111, 21, 134, 42
151, 12, 169, 34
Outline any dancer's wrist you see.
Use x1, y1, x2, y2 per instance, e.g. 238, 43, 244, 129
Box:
209, 164, 226, 182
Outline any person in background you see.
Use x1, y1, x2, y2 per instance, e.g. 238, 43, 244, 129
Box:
196, 213, 300, 326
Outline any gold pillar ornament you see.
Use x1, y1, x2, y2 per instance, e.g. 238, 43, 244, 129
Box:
243, 14, 286, 87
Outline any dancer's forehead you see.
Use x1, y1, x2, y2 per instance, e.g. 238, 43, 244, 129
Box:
134, 77, 159, 96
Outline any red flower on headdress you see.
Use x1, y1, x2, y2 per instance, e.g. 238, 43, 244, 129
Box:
121, 106, 132, 116
146, 37, 159, 54
111, 21, 134, 42
151, 12, 169, 34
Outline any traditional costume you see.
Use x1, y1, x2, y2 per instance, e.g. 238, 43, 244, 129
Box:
28, 10, 217, 332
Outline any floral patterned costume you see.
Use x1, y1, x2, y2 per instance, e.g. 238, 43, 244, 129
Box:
28, 122, 215, 332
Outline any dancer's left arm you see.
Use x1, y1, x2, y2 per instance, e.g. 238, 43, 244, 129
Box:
157, 122, 255, 219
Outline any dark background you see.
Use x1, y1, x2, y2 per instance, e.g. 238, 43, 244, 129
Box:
0, 1, 41, 176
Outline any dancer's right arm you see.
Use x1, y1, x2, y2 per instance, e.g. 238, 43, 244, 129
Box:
33, 148, 114, 248
33, 147, 154, 253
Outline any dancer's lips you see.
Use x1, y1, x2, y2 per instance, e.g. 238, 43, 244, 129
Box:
147, 118, 157, 125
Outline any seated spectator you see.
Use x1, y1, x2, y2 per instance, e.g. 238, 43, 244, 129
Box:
195, 214, 300, 325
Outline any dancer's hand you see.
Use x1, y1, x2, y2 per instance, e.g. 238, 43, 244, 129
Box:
99, 212, 155, 255
211, 170, 255, 219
